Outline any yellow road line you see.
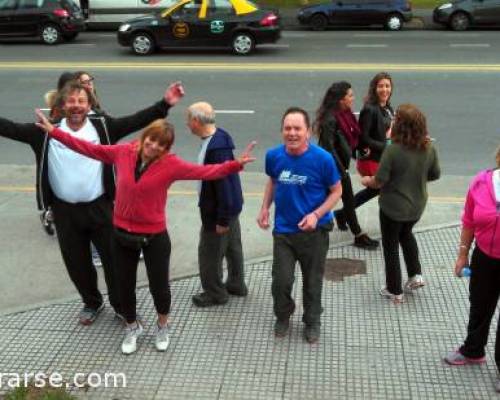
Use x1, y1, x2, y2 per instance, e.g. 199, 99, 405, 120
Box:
0, 186, 465, 202
1, 62, 500, 72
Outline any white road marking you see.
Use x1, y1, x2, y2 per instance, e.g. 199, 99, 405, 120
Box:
69, 43, 97, 47
95, 34, 116, 37
282, 32, 307, 38
346, 44, 388, 48
258, 43, 290, 49
444, 33, 481, 38
215, 110, 255, 114
353, 33, 391, 38
449, 43, 490, 48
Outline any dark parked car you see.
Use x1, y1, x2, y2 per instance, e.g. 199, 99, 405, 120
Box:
297, 0, 412, 31
433, 0, 500, 30
117, 0, 281, 55
0, 0, 85, 44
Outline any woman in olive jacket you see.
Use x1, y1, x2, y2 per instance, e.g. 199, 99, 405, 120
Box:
315, 81, 378, 249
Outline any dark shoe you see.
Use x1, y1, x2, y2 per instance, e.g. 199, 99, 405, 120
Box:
192, 292, 228, 308
354, 233, 379, 250
335, 212, 348, 231
226, 284, 248, 297
78, 303, 104, 325
40, 210, 55, 236
274, 319, 290, 338
304, 324, 320, 344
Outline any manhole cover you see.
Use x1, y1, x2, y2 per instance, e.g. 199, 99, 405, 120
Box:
324, 257, 366, 282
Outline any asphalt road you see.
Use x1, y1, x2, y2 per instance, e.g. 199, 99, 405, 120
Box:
1, 30, 500, 175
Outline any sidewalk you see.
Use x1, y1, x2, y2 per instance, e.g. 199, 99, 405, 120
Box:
1, 224, 498, 399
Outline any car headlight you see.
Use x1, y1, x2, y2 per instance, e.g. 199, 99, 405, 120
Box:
118, 24, 131, 32
438, 3, 452, 10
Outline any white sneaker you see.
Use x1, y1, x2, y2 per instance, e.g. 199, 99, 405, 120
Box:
379, 287, 404, 304
121, 321, 144, 355
154, 323, 170, 352
404, 274, 425, 292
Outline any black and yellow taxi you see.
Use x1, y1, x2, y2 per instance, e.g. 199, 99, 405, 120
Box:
117, 0, 281, 55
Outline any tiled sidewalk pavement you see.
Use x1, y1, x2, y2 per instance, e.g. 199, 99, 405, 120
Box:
0, 224, 498, 399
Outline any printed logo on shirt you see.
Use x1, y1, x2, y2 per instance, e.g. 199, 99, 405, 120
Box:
278, 170, 307, 185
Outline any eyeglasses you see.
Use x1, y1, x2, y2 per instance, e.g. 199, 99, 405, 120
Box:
80, 77, 95, 85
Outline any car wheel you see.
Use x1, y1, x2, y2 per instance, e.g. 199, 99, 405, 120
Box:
62, 32, 78, 41
232, 33, 255, 55
310, 13, 327, 31
385, 13, 403, 31
131, 33, 155, 55
40, 24, 61, 45
449, 12, 470, 31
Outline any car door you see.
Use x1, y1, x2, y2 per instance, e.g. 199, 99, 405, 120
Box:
471, 0, 500, 25
330, 0, 361, 26
350, 0, 390, 25
201, 0, 235, 46
159, 0, 204, 46
12, 0, 44, 35
0, 0, 19, 35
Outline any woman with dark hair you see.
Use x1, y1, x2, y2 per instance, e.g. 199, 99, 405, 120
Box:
361, 104, 440, 303
337, 72, 395, 222
315, 81, 378, 249
73, 71, 104, 113
35, 112, 256, 355
444, 145, 500, 393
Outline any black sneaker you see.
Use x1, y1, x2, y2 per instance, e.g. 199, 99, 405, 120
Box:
274, 319, 290, 337
192, 292, 228, 307
354, 233, 379, 250
335, 212, 348, 231
40, 210, 55, 236
226, 284, 248, 297
304, 324, 320, 344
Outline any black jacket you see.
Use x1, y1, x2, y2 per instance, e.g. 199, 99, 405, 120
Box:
358, 103, 393, 162
198, 128, 243, 230
0, 100, 171, 210
317, 112, 353, 173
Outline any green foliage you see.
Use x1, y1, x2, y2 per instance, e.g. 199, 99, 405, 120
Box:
257, 0, 442, 9
4, 385, 76, 400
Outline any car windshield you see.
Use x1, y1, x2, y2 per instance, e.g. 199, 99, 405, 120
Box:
60, 0, 80, 12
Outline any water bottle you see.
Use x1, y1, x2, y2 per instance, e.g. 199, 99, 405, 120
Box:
461, 266, 472, 278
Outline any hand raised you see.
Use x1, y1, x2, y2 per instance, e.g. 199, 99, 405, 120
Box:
34, 108, 54, 133
237, 141, 257, 166
164, 81, 185, 106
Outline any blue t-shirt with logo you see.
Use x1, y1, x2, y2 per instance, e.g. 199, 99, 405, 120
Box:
265, 143, 340, 234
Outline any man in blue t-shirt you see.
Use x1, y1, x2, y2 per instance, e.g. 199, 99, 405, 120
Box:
257, 107, 342, 344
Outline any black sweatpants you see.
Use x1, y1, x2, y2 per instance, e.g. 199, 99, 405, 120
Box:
52, 195, 121, 312
272, 228, 329, 326
379, 210, 421, 296
335, 173, 362, 235
114, 230, 171, 324
460, 247, 500, 371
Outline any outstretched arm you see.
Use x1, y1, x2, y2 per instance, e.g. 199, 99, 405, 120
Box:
172, 141, 256, 181
105, 81, 185, 142
35, 109, 119, 165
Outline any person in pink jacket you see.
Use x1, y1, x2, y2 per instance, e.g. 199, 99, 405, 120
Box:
444, 145, 500, 393
35, 110, 256, 355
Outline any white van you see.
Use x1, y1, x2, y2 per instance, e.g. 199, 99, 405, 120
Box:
80, 0, 177, 28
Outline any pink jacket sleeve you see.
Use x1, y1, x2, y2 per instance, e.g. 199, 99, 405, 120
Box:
50, 127, 120, 165
169, 155, 243, 181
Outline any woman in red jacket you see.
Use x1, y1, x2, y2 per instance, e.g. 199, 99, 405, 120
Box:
36, 111, 255, 355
